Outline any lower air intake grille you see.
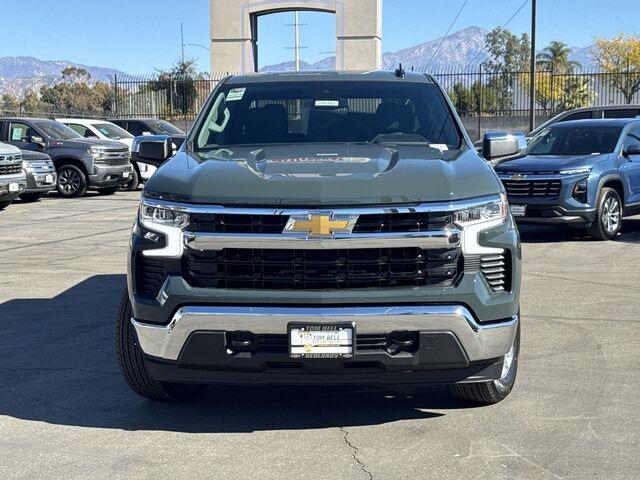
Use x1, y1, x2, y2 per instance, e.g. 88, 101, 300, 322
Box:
135, 256, 166, 297
480, 252, 512, 292
184, 247, 461, 290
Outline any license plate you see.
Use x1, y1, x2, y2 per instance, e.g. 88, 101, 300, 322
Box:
510, 204, 526, 217
8, 183, 19, 192
289, 323, 354, 359
45, 174, 54, 183
123, 171, 130, 178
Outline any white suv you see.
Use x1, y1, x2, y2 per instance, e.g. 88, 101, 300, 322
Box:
56, 118, 156, 190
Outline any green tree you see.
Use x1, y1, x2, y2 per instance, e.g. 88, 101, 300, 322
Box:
482, 28, 531, 112
536, 41, 581, 73
148, 58, 206, 115
1, 93, 20, 112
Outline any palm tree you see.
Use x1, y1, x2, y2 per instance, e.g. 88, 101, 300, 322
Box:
536, 41, 581, 73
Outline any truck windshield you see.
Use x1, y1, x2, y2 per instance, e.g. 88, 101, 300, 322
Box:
194, 80, 462, 150
528, 126, 622, 156
151, 120, 184, 135
36, 121, 82, 141
95, 122, 133, 140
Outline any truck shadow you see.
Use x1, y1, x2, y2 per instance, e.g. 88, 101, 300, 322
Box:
518, 217, 640, 244
0, 275, 477, 433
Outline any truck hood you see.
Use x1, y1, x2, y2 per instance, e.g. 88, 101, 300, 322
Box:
52, 138, 129, 150
495, 153, 609, 173
144, 144, 501, 206
20, 150, 52, 162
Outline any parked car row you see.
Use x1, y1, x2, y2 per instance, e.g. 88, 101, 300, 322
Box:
0, 117, 186, 210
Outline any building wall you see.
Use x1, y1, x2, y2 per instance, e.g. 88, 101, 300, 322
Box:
210, 0, 382, 73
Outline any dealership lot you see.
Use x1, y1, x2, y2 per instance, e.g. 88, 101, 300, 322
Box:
1, 192, 639, 479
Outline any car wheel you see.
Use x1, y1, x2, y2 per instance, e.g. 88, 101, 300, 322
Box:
19, 192, 44, 202
57, 164, 87, 197
115, 288, 206, 401
589, 187, 622, 241
122, 166, 140, 191
97, 187, 119, 196
0, 200, 12, 210
449, 320, 520, 405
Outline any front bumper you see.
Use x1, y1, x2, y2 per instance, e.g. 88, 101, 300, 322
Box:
24, 169, 57, 193
511, 203, 596, 225
133, 305, 518, 385
0, 174, 27, 199
89, 163, 134, 187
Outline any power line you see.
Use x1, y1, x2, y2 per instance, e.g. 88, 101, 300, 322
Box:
456, 0, 530, 75
425, 0, 469, 71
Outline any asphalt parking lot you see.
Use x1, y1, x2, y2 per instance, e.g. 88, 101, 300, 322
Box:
1, 191, 640, 480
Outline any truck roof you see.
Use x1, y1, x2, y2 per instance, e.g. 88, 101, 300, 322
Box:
548, 118, 640, 129
225, 70, 433, 85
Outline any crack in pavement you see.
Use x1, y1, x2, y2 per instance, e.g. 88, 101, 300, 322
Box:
338, 425, 374, 480
318, 394, 374, 480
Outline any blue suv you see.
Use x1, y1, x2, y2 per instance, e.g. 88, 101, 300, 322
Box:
495, 119, 640, 240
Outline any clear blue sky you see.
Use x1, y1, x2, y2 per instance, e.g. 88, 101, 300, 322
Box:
0, 0, 638, 74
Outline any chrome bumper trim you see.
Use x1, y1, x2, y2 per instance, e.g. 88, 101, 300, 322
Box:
183, 229, 460, 251
132, 305, 518, 362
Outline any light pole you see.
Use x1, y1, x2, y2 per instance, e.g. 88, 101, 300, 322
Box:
528, 0, 537, 133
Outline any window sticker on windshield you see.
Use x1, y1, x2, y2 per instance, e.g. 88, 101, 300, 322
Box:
226, 88, 246, 102
11, 128, 24, 141
315, 100, 340, 107
431, 144, 449, 151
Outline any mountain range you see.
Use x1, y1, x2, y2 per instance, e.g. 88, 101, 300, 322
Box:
1, 27, 596, 98
0, 56, 126, 99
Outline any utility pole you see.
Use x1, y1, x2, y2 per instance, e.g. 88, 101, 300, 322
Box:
528, 0, 537, 133
180, 22, 185, 64
294, 11, 300, 71
286, 12, 307, 71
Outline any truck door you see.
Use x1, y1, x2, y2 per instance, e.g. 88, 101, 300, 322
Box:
621, 126, 640, 205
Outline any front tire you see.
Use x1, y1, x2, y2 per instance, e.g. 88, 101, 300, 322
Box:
57, 164, 87, 197
115, 289, 206, 401
449, 321, 520, 405
0, 200, 12, 210
589, 187, 622, 241
122, 166, 140, 191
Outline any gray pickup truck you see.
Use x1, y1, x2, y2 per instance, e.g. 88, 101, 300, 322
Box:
0, 142, 27, 210
0, 118, 133, 197
118, 70, 525, 405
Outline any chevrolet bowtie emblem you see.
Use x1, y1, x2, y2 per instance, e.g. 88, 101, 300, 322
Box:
285, 213, 359, 237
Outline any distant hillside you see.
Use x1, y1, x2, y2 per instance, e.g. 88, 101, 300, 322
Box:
0, 56, 127, 98
261, 26, 596, 72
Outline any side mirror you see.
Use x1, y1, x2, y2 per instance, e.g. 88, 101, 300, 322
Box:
482, 131, 527, 166
29, 135, 45, 147
132, 135, 172, 166
623, 143, 640, 157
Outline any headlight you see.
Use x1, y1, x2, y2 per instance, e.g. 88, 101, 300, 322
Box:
454, 194, 508, 227
88, 146, 105, 157
139, 201, 189, 229
559, 167, 590, 175
22, 160, 34, 172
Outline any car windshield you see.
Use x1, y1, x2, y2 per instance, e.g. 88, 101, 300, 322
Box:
528, 125, 622, 156
94, 122, 133, 140
151, 120, 184, 135
36, 121, 82, 141
194, 80, 462, 150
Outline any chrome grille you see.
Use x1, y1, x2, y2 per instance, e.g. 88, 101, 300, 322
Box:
0, 163, 23, 175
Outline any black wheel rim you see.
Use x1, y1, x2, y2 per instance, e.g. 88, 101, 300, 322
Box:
59, 169, 81, 194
